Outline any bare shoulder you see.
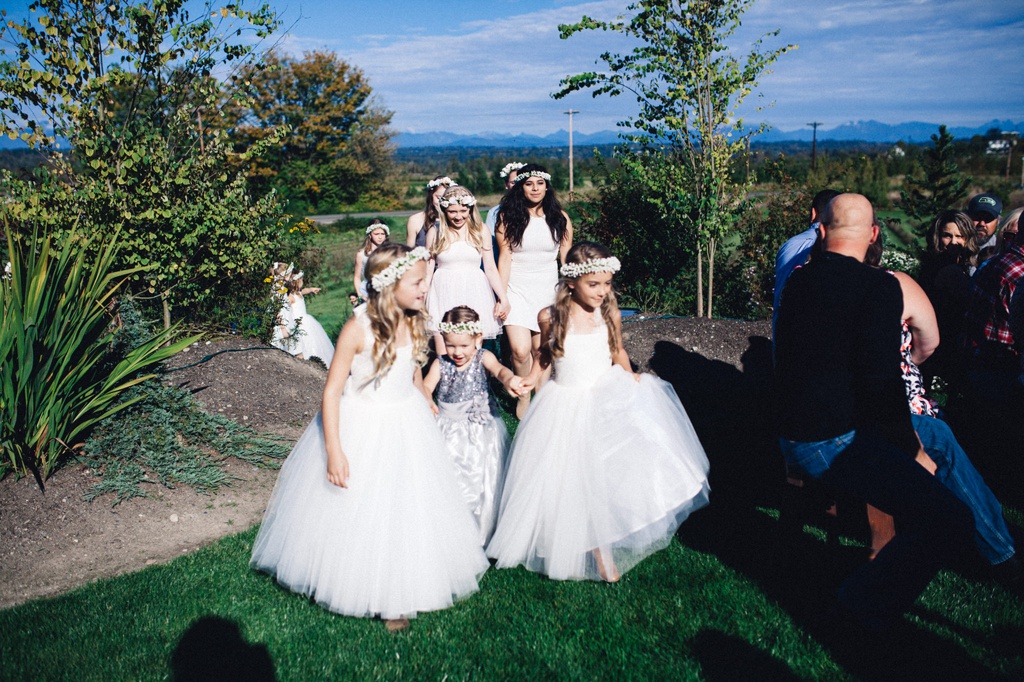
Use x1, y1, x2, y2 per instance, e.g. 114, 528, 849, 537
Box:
537, 305, 553, 326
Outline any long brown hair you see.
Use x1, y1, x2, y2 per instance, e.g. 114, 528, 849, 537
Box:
422, 175, 455, 229
363, 243, 429, 382
547, 242, 621, 360
362, 220, 390, 255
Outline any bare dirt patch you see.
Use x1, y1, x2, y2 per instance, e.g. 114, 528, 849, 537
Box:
0, 317, 771, 610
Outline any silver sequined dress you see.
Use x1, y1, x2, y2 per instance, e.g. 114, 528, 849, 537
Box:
435, 350, 510, 545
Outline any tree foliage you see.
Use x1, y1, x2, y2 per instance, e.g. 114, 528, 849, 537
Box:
901, 125, 972, 231
0, 0, 288, 327
224, 49, 400, 212
555, 0, 793, 316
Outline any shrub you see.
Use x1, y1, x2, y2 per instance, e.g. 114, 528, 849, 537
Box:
0, 224, 198, 487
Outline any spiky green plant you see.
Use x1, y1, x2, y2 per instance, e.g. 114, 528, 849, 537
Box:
0, 224, 200, 488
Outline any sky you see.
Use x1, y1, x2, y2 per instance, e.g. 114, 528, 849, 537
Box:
3, 0, 1023, 136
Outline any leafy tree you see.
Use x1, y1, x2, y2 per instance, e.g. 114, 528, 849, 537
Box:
0, 0, 286, 328
555, 0, 793, 317
224, 50, 400, 212
901, 125, 972, 231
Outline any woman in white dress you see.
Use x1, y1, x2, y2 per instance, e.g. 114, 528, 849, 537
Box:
495, 164, 572, 417
426, 185, 510, 353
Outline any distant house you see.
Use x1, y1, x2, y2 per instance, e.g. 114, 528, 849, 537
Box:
987, 139, 1011, 155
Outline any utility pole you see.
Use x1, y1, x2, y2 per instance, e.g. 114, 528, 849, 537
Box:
564, 109, 579, 196
807, 121, 822, 170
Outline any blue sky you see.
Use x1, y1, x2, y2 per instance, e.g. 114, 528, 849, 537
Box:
4, 0, 1023, 135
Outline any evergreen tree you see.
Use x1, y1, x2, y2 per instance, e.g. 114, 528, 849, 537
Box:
901, 125, 972, 230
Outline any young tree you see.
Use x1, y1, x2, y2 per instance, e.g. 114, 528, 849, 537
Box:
555, 0, 792, 317
224, 50, 400, 211
0, 0, 285, 327
900, 125, 972, 231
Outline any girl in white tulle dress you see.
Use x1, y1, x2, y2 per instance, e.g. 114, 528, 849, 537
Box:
423, 306, 524, 545
274, 269, 335, 368
425, 185, 510, 353
251, 244, 489, 631
487, 242, 711, 582
353, 220, 390, 302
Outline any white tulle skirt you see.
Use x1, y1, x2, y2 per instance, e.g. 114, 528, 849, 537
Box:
437, 396, 510, 546
487, 366, 710, 581
250, 394, 489, 619
296, 314, 335, 368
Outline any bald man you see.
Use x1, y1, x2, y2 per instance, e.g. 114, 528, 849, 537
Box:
775, 194, 975, 630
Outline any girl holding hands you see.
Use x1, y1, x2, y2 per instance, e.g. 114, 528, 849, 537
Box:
426, 185, 510, 352
495, 164, 572, 417
487, 242, 710, 582
423, 306, 523, 545
251, 244, 488, 631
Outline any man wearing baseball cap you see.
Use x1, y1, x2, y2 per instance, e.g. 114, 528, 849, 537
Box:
968, 192, 1003, 251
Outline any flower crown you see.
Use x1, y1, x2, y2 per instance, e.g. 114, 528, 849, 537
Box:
500, 162, 525, 178
438, 320, 483, 335
427, 177, 458, 190
513, 170, 551, 185
560, 256, 621, 278
365, 222, 390, 235
370, 247, 430, 292
439, 194, 477, 208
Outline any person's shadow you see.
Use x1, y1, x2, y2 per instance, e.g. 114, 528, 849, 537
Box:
170, 615, 276, 682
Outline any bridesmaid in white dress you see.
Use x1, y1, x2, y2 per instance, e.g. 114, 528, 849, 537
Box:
425, 185, 510, 352
495, 164, 573, 417
407, 175, 457, 248
487, 242, 710, 582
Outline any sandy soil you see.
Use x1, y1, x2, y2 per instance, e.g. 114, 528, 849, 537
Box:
0, 316, 771, 610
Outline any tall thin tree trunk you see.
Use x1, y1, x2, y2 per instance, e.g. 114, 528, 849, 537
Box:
162, 296, 171, 332
696, 242, 704, 317
707, 238, 716, 318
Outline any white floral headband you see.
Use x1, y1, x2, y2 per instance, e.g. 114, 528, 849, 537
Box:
366, 222, 390, 236
560, 256, 621, 278
370, 247, 430, 292
513, 170, 551, 185
439, 194, 477, 208
438, 320, 483, 335
427, 177, 458, 190
500, 162, 525, 178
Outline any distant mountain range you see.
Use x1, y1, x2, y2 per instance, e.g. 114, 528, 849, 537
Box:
395, 119, 1024, 148
4, 119, 1021, 151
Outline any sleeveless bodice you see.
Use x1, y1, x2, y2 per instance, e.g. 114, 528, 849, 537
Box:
290, 294, 307, 319
437, 351, 490, 403
435, 239, 484, 271
345, 307, 418, 403
552, 312, 612, 388
511, 215, 558, 270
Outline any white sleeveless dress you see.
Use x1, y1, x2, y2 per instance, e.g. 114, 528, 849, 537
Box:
426, 240, 501, 338
504, 216, 559, 332
288, 294, 336, 368
487, 311, 711, 580
251, 307, 489, 619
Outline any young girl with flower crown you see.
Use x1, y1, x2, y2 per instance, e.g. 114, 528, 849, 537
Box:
426, 185, 510, 353
251, 244, 489, 631
354, 220, 390, 301
423, 306, 524, 545
487, 242, 710, 582
281, 269, 335, 368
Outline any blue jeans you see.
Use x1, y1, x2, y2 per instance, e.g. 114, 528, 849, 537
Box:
911, 414, 1015, 565
781, 430, 975, 628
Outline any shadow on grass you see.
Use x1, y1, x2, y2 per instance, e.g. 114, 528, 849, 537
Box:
650, 337, 1019, 681
171, 615, 276, 682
